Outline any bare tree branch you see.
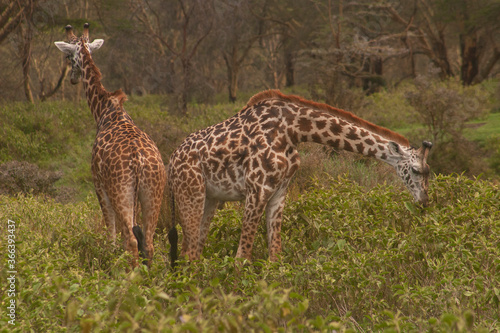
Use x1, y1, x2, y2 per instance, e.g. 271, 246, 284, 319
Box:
40, 64, 69, 101
0, 0, 28, 45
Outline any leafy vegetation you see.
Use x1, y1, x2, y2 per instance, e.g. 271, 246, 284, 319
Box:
1, 174, 498, 332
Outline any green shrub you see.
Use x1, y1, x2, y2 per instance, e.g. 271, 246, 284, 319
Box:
0, 161, 62, 197
405, 77, 493, 176
1, 174, 498, 332
360, 87, 418, 130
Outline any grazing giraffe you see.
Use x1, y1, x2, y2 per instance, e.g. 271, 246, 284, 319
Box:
167, 89, 432, 266
55, 24, 166, 267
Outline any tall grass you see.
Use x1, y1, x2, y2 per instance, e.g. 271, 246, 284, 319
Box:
1, 175, 498, 332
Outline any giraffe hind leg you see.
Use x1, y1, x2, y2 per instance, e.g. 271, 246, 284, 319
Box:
196, 198, 220, 259
265, 185, 289, 262
110, 185, 140, 267
137, 173, 166, 267
95, 184, 117, 243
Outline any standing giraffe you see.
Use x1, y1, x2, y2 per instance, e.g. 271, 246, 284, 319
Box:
167, 89, 432, 266
55, 24, 166, 267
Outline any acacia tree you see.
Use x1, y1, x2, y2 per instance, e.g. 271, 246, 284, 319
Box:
131, 0, 214, 114
450, 0, 500, 85
252, 0, 308, 90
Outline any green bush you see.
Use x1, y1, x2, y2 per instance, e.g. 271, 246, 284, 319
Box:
404, 77, 493, 176
360, 87, 418, 130
1, 175, 498, 332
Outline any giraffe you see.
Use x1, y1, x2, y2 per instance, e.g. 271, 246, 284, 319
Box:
167, 89, 432, 267
54, 24, 166, 267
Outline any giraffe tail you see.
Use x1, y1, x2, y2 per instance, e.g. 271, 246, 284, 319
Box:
132, 225, 148, 266
167, 182, 178, 268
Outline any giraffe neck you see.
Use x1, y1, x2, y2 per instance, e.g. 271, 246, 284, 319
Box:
289, 106, 407, 166
249, 91, 410, 167
79, 43, 127, 128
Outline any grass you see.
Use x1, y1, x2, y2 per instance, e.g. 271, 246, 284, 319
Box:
465, 112, 500, 143
0, 101, 95, 200
0, 174, 499, 332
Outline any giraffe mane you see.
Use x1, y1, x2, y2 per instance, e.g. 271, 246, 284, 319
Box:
247, 90, 410, 147
80, 40, 128, 107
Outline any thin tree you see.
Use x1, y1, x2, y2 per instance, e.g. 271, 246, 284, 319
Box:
216, 0, 263, 103
132, 0, 214, 114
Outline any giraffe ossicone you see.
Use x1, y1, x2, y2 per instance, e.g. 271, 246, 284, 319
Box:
167, 89, 432, 267
55, 24, 167, 268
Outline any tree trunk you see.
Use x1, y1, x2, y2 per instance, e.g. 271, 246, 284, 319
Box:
472, 47, 500, 84
227, 67, 238, 103
432, 30, 453, 78
20, 21, 33, 103
180, 59, 191, 115
283, 32, 294, 88
460, 31, 479, 85
284, 48, 294, 88
362, 56, 384, 94
0, 0, 27, 45
223, 49, 239, 103
40, 64, 70, 101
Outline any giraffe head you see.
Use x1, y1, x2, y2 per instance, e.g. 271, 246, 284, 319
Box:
389, 141, 433, 207
54, 23, 104, 84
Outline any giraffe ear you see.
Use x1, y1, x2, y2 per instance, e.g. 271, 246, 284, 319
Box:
388, 141, 403, 156
54, 41, 76, 55
89, 39, 104, 52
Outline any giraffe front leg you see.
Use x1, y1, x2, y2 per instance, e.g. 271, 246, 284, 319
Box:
265, 186, 289, 262
236, 192, 267, 261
